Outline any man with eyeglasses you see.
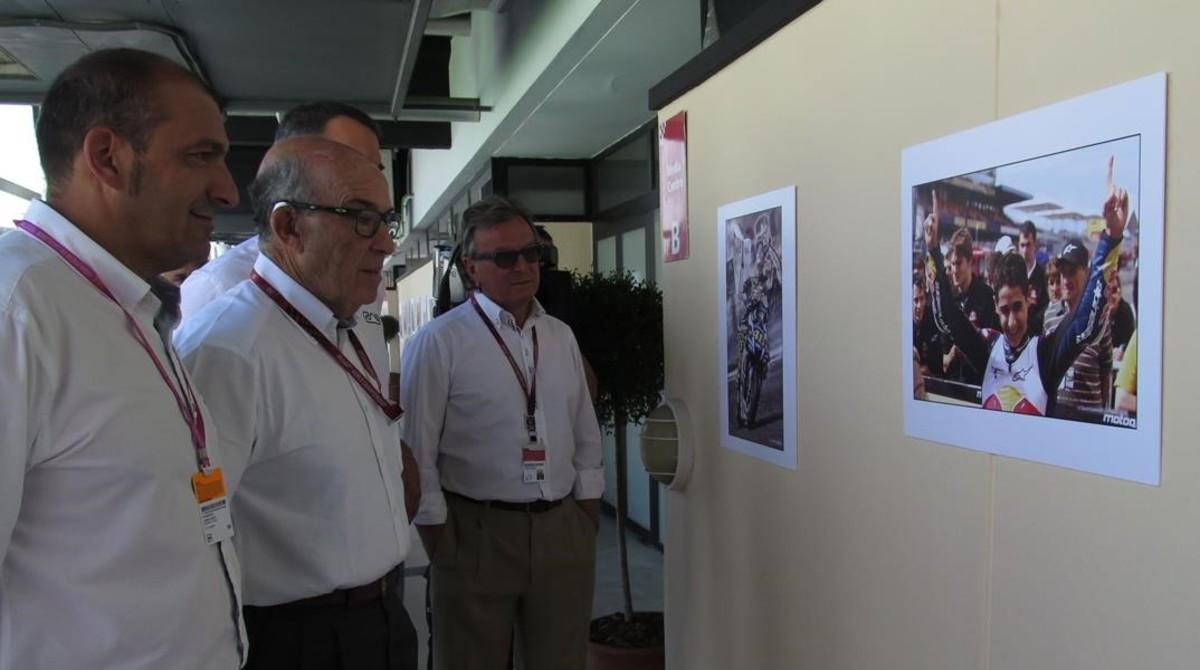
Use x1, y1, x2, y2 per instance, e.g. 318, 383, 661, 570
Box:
175, 136, 417, 670
400, 196, 603, 670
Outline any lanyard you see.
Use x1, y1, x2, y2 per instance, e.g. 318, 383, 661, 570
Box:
470, 294, 539, 435
250, 271, 402, 422
16, 220, 212, 470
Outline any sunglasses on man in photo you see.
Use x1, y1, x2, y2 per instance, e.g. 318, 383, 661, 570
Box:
470, 244, 544, 269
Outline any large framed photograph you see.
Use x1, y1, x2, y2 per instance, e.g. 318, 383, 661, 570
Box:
718, 186, 796, 470
901, 73, 1164, 484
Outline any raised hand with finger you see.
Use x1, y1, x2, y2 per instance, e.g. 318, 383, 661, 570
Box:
1102, 155, 1130, 239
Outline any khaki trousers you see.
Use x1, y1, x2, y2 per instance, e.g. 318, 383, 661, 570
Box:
431, 494, 597, 670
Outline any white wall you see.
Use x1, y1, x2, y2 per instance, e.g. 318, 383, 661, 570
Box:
659, 1, 1200, 668
541, 221, 593, 274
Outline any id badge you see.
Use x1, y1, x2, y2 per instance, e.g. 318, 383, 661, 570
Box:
522, 448, 547, 484
192, 468, 234, 545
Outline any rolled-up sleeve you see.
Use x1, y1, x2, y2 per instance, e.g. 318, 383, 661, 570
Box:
399, 328, 451, 525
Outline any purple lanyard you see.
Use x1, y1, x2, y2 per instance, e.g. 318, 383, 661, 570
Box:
16, 220, 212, 470
250, 271, 402, 422
469, 294, 539, 421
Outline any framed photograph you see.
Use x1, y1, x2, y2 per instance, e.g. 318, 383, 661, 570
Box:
901, 73, 1164, 484
717, 185, 797, 470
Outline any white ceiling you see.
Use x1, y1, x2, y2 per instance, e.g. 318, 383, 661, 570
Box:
494, 0, 700, 159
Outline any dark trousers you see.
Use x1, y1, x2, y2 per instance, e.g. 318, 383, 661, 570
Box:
244, 571, 418, 670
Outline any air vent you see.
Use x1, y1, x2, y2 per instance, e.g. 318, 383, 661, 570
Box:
0, 45, 35, 80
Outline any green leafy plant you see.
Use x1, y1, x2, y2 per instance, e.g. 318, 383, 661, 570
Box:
564, 270, 664, 428
563, 270, 666, 658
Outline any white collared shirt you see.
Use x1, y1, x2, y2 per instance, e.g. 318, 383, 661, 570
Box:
0, 200, 245, 670
176, 254, 410, 606
400, 292, 604, 526
180, 234, 389, 377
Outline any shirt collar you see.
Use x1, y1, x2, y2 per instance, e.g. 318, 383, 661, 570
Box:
253, 253, 346, 338
471, 290, 544, 331
21, 199, 156, 314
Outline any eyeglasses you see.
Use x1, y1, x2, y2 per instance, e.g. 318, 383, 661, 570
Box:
470, 243, 544, 269
277, 201, 399, 239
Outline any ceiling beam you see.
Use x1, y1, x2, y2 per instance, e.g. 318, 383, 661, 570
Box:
224, 116, 451, 149
223, 97, 486, 123
390, 0, 435, 118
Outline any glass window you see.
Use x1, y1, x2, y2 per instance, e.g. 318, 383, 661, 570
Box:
505, 164, 586, 217
0, 105, 44, 230
593, 131, 652, 213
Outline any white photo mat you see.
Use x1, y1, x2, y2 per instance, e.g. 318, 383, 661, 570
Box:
901, 73, 1165, 485
717, 185, 797, 470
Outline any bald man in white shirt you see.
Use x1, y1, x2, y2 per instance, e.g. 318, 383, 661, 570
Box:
0, 48, 245, 669
401, 195, 604, 670
176, 137, 416, 670
178, 101, 420, 522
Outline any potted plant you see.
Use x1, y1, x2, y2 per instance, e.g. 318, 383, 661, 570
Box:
562, 270, 665, 670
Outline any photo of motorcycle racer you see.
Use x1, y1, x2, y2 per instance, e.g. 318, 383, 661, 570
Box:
725, 207, 784, 449
922, 156, 1126, 417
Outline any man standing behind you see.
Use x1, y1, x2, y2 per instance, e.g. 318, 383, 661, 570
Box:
1018, 220, 1049, 333
176, 138, 416, 669
939, 223, 996, 384
1044, 239, 1115, 418
401, 196, 603, 670
0, 48, 245, 668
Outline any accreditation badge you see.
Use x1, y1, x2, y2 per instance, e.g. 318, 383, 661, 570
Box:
522, 448, 547, 484
191, 468, 234, 545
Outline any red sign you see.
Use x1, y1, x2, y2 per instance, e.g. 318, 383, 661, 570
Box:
659, 111, 688, 263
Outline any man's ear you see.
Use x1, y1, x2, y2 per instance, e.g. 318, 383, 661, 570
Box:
268, 204, 304, 252
79, 126, 138, 193
461, 254, 479, 285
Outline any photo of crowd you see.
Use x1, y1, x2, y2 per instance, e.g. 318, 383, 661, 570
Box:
911, 137, 1140, 429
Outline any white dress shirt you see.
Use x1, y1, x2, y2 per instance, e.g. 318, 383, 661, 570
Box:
0, 200, 245, 670
180, 235, 261, 319
400, 292, 604, 526
175, 254, 410, 606
180, 234, 389, 377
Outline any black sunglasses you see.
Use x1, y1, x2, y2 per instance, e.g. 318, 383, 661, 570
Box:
279, 200, 399, 239
470, 243, 544, 269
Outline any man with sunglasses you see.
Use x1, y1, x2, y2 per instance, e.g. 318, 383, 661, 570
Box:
400, 196, 603, 670
175, 137, 417, 670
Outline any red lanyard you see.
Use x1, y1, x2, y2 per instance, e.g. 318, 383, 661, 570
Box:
470, 294, 539, 427
250, 271, 402, 422
16, 220, 212, 470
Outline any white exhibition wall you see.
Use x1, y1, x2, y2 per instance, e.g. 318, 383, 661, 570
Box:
658, 1, 1200, 668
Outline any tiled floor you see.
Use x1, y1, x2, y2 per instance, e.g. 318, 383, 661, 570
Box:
401, 511, 665, 669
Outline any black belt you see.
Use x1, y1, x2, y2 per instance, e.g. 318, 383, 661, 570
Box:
446, 490, 564, 513
259, 565, 403, 610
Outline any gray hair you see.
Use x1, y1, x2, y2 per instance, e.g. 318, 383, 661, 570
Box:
248, 153, 317, 239
460, 195, 536, 257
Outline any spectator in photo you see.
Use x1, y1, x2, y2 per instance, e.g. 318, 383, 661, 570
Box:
176, 138, 418, 670
1045, 238, 1115, 416
1115, 329, 1138, 414
939, 225, 996, 384
1018, 221, 1050, 319
0, 47, 245, 668
913, 271, 941, 379
1107, 269, 1136, 353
